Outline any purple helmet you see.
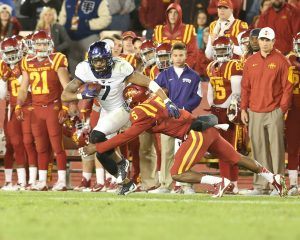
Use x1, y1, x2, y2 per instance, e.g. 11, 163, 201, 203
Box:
88, 41, 114, 78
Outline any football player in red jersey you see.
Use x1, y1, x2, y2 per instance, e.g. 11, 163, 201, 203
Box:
17, 30, 71, 191
206, 36, 244, 194
285, 32, 300, 195
80, 84, 288, 197
0, 36, 38, 190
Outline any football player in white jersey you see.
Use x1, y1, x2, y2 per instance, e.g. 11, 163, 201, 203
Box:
61, 41, 180, 184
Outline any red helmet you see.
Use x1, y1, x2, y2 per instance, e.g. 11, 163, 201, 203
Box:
155, 43, 172, 70
23, 33, 34, 55
63, 116, 90, 147
31, 30, 54, 57
212, 36, 233, 62
0, 37, 23, 64
293, 32, 300, 57
140, 40, 156, 67
227, 94, 242, 125
123, 84, 150, 108
238, 30, 251, 54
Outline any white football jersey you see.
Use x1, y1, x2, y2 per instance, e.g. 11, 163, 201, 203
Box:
75, 57, 134, 111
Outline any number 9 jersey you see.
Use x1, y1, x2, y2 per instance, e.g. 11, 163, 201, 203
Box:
75, 57, 134, 111
21, 52, 68, 106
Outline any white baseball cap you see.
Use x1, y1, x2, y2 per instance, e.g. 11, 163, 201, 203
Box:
258, 27, 275, 40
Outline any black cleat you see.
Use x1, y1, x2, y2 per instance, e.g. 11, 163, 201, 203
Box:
116, 158, 129, 184
118, 181, 137, 195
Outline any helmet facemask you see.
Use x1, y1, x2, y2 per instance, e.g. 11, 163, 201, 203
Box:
140, 48, 156, 67
156, 52, 172, 69
32, 38, 54, 57
294, 39, 300, 57
213, 45, 232, 63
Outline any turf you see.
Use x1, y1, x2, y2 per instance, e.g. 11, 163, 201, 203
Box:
0, 192, 300, 240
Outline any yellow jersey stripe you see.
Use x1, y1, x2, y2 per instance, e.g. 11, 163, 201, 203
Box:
210, 21, 217, 34
139, 103, 158, 112
227, 61, 235, 80
186, 25, 193, 43
224, 62, 231, 80
235, 20, 241, 37
51, 53, 61, 69
54, 54, 64, 71
231, 20, 238, 37
178, 131, 197, 174
134, 106, 156, 117
159, 25, 163, 43
185, 132, 203, 171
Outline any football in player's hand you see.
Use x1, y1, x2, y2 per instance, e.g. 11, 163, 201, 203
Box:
78, 82, 102, 99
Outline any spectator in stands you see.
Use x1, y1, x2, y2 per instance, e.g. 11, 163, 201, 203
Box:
207, 0, 242, 18
194, 10, 208, 50
152, 3, 198, 69
205, 0, 248, 60
256, 0, 300, 54
252, 0, 272, 28
239, 0, 262, 24
133, 36, 143, 56
106, 0, 135, 31
122, 31, 136, 54
240, 27, 293, 195
195, 27, 210, 80
0, 0, 15, 16
58, 0, 111, 76
151, 42, 202, 194
139, 0, 176, 39
36, 7, 71, 55
20, 0, 62, 29
0, 4, 21, 41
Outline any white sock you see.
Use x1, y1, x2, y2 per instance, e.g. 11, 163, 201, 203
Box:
175, 181, 181, 187
83, 172, 92, 181
58, 170, 66, 185
17, 168, 26, 185
200, 175, 222, 185
232, 181, 238, 189
4, 169, 13, 183
258, 167, 274, 183
29, 167, 37, 184
288, 170, 298, 186
96, 168, 104, 185
39, 170, 47, 183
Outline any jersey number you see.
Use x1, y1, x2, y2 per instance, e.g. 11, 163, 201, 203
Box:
11, 79, 20, 97
30, 71, 49, 95
292, 72, 299, 94
211, 78, 226, 100
101, 86, 111, 100
131, 111, 138, 120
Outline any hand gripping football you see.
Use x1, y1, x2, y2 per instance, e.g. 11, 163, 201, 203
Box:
78, 82, 102, 99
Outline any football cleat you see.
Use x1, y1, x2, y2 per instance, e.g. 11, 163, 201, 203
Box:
118, 181, 137, 195
106, 182, 119, 193
148, 187, 171, 194
170, 186, 184, 194
212, 178, 232, 198
52, 181, 67, 191
272, 174, 287, 197
288, 185, 299, 196
73, 177, 91, 192
91, 182, 106, 192
31, 181, 48, 191
116, 158, 129, 184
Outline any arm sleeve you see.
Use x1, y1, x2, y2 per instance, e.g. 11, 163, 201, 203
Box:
207, 82, 214, 107
205, 35, 214, 60
230, 75, 242, 95
88, 0, 112, 30
240, 64, 250, 110
154, 71, 166, 88
96, 109, 154, 153
280, 63, 294, 113
0, 80, 7, 100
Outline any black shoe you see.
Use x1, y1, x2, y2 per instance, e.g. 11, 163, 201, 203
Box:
116, 158, 129, 184
118, 181, 137, 195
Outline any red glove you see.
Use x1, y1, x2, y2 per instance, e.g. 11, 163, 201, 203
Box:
15, 105, 24, 121
58, 105, 69, 124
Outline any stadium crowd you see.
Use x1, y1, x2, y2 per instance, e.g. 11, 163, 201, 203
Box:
0, 0, 299, 197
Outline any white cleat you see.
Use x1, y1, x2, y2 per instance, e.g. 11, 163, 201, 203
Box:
212, 178, 232, 198
31, 181, 48, 191
182, 186, 196, 195
288, 185, 299, 196
148, 187, 170, 194
52, 181, 67, 191
1, 182, 17, 191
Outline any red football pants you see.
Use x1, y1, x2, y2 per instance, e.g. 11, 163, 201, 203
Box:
286, 107, 300, 170
171, 128, 241, 176
31, 103, 66, 171
211, 107, 239, 181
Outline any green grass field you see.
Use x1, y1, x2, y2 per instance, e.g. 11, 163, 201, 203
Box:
0, 192, 300, 240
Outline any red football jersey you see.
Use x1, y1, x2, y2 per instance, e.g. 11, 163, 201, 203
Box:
120, 53, 138, 69
287, 53, 300, 108
0, 60, 31, 106
96, 95, 194, 153
21, 52, 68, 106
207, 60, 243, 105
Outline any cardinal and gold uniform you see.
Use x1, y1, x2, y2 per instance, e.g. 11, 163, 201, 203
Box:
207, 59, 243, 183
21, 52, 68, 171
286, 53, 300, 171
0, 60, 37, 167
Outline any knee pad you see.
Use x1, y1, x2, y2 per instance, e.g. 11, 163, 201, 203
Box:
89, 130, 107, 144
190, 114, 218, 132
